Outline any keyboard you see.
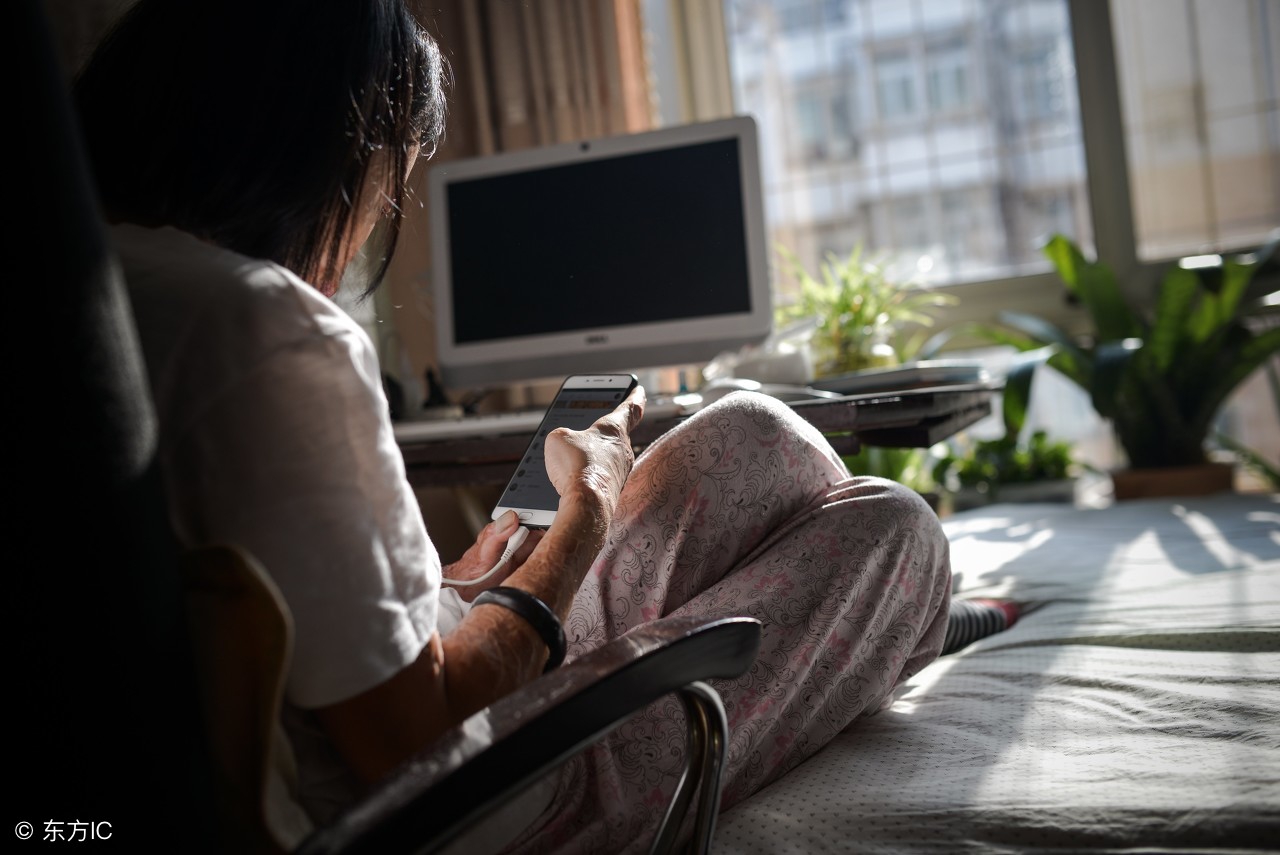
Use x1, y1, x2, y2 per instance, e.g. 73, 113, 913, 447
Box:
393, 409, 546, 443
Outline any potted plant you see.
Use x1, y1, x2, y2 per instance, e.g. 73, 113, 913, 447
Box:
933, 431, 1078, 510
775, 245, 956, 377
978, 233, 1280, 499
930, 348, 1078, 510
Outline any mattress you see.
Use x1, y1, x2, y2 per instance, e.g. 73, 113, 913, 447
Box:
716, 493, 1280, 853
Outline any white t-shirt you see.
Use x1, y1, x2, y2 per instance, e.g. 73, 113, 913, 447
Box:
114, 224, 460, 820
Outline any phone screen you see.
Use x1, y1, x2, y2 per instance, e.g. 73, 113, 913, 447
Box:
493, 375, 637, 527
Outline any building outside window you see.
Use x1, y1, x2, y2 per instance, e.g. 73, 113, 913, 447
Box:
875, 51, 918, 121
926, 38, 971, 114
725, 0, 1092, 289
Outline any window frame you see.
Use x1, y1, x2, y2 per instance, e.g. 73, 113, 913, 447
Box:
686, 0, 1278, 334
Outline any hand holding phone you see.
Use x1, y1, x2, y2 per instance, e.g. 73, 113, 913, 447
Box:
493, 374, 643, 528
440, 511, 544, 593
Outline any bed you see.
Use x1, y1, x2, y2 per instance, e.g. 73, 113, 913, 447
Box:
715, 492, 1280, 853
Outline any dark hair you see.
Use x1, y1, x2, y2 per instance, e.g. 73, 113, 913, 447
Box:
74, 0, 449, 295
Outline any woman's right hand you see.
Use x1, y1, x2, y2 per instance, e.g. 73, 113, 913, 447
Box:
544, 384, 646, 515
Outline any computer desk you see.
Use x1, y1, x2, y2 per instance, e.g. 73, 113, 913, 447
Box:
396, 384, 995, 490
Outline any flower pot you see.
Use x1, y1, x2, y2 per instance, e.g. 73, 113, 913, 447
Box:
1110, 462, 1234, 501
949, 478, 1077, 512
993, 479, 1078, 504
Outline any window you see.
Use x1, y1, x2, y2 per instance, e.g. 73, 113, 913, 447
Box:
926, 39, 971, 113
723, 0, 1090, 289
775, 0, 848, 32
1011, 41, 1072, 123
655, 0, 1277, 298
875, 51, 917, 121
793, 91, 828, 159
938, 187, 1001, 281
1112, 0, 1280, 259
645, 0, 1280, 476
888, 195, 930, 258
789, 84, 860, 161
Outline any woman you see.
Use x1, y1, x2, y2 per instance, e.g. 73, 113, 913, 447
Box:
76, 1, 996, 850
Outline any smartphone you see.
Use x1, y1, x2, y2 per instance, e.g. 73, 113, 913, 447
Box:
492, 373, 639, 528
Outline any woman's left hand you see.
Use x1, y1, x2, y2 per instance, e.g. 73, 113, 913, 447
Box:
442, 510, 544, 601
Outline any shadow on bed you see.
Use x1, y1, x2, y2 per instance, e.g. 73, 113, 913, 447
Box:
947, 495, 1280, 587
713, 493, 1280, 853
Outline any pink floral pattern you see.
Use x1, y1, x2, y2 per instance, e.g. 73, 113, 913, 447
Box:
509, 392, 951, 853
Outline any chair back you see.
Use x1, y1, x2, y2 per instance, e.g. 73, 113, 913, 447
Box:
13, 0, 216, 845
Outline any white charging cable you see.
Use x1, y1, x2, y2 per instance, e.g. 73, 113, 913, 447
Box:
440, 525, 530, 586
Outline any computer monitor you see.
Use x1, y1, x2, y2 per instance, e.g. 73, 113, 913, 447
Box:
428, 115, 772, 390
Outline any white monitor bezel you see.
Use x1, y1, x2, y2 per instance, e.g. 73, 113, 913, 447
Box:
427, 115, 771, 389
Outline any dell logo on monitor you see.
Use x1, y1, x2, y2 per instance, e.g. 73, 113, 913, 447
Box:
586, 334, 609, 345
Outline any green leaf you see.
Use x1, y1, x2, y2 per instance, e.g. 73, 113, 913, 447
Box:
1002, 348, 1052, 437
997, 311, 1092, 388
1186, 257, 1256, 342
918, 321, 1045, 358
1267, 359, 1280, 421
1042, 235, 1136, 341
1192, 326, 1280, 438
1148, 266, 1198, 372
1091, 339, 1139, 420
1044, 348, 1091, 391
1042, 234, 1083, 291
998, 310, 1078, 351
1076, 259, 1136, 342
1186, 291, 1220, 344
1214, 258, 1255, 324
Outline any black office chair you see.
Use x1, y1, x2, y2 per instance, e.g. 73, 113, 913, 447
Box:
15, 0, 216, 847
16, 1, 761, 850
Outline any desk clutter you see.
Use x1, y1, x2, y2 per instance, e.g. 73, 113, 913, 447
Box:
393, 378, 995, 490
393, 360, 994, 446
810, 359, 990, 395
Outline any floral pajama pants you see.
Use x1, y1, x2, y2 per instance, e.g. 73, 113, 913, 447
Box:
511, 391, 952, 853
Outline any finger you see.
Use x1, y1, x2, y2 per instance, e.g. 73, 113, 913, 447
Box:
476, 511, 520, 561
489, 510, 519, 539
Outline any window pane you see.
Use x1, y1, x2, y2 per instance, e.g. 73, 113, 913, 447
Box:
1112, 0, 1280, 260
724, 0, 1093, 288
927, 40, 971, 113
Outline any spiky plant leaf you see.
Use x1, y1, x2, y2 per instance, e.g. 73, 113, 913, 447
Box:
1149, 266, 1198, 372
1042, 235, 1136, 341
1002, 346, 1054, 438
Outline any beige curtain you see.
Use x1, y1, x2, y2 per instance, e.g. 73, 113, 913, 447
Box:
665, 0, 735, 124
385, 1, 657, 406
442, 0, 654, 156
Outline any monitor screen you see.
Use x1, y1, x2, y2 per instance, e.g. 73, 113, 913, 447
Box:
428, 116, 771, 389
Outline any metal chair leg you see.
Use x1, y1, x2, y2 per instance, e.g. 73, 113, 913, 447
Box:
649, 681, 731, 855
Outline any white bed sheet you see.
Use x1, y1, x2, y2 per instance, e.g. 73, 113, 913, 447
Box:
716, 494, 1280, 853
